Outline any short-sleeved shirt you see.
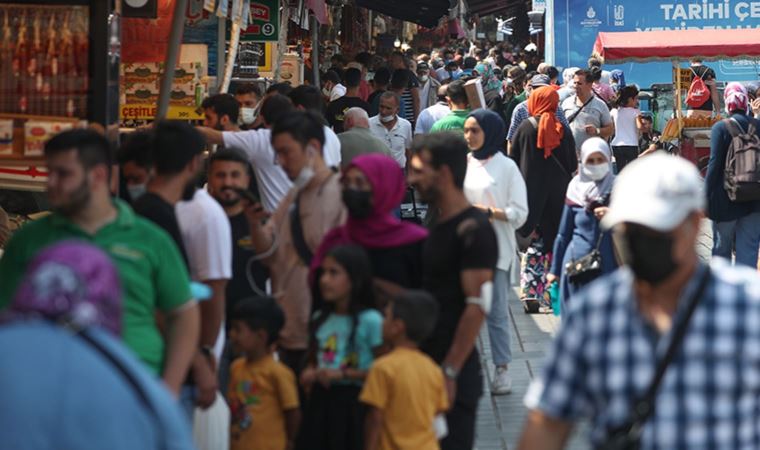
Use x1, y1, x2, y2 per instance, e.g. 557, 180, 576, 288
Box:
228, 355, 299, 450
225, 212, 269, 322
0, 200, 193, 374
507, 101, 569, 142
368, 115, 413, 168
315, 309, 383, 376
360, 347, 449, 450
326, 96, 371, 134
525, 260, 760, 448
133, 192, 189, 266
415, 102, 451, 135
421, 207, 498, 362
175, 189, 232, 282
561, 94, 613, 152
430, 109, 471, 134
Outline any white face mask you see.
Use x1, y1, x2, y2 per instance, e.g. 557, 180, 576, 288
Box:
127, 184, 147, 201
419, 75, 429, 83
583, 163, 610, 181
322, 86, 331, 97
380, 114, 396, 123
240, 107, 256, 125
292, 145, 317, 190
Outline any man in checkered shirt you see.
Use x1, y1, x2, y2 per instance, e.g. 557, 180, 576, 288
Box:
518, 153, 760, 450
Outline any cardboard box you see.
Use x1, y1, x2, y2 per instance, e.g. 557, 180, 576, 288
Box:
24, 121, 74, 157
0, 120, 13, 155
464, 79, 486, 110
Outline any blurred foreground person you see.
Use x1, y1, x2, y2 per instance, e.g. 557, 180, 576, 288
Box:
519, 154, 760, 450
0, 242, 194, 450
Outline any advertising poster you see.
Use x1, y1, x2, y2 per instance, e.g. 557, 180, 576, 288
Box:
552, 0, 760, 88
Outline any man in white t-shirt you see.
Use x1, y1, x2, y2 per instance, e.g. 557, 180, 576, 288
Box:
415, 85, 451, 135
288, 85, 343, 168
176, 188, 232, 362
197, 96, 297, 212
369, 91, 413, 168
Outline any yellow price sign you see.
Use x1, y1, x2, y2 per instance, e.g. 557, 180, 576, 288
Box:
120, 105, 204, 121
673, 68, 693, 91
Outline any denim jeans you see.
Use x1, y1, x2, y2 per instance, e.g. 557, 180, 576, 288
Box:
713, 212, 760, 267
180, 385, 197, 422
487, 269, 513, 367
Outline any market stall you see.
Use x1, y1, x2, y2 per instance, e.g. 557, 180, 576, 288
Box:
592, 28, 760, 174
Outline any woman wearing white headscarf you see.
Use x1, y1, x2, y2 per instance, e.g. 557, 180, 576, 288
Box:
546, 138, 619, 311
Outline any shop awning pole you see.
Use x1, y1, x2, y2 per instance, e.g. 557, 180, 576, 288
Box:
312, 13, 319, 87
156, 0, 189, 120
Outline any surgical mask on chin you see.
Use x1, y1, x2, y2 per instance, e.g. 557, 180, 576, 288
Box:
240, 107, 256, 125
613, 229, 678, 284
127, 184, 147, 202
380, 114, 396, 123
583, 163, 610, 181
292, 146, 317, 191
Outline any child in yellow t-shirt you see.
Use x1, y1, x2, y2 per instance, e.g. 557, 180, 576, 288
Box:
360, 290, 450, 450
228, 297, 301, 450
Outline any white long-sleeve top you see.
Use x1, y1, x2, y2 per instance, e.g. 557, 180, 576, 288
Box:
464, 152, 529, 272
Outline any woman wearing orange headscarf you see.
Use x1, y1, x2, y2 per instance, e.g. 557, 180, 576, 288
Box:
510, 86, 577, 311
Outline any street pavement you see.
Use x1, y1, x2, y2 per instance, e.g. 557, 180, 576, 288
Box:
472, 219, 714, 450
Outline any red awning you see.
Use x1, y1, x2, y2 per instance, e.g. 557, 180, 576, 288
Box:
593, 28, 760, 64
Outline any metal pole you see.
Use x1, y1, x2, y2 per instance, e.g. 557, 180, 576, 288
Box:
156, 0, 189, 120
312, 14, 319, 87
217, 15, 226, 93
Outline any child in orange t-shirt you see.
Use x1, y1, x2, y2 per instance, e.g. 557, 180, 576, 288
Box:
360, 290, 450, 450
228, 297, 301, 450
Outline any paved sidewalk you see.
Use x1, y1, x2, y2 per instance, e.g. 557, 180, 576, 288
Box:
472, 219, 715, 450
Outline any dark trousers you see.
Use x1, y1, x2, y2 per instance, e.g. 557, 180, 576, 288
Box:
612, 145, 639, 173
441, 351, 483, 450
296, 384, 364, 450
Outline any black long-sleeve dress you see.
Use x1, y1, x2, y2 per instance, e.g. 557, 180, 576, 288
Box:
510, 118, 577, 252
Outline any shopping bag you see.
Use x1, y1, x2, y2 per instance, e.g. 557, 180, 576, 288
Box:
192, 392, 230, 450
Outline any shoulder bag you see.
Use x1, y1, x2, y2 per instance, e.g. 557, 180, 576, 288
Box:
564, 232, 604, 284
596, 268, 711, 450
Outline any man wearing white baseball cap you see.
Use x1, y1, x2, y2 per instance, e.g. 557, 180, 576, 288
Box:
518, 153, 760, 450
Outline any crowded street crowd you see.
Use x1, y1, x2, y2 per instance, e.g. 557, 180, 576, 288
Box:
4, 37, 760, 450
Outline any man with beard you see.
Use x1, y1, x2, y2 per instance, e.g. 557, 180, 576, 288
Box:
0, 129, 199, 397
202, 94, 242, 133
132, 121, 204, 266
205, 147, 270, 391
407, 132, 498, 450
132, 122, 219, 412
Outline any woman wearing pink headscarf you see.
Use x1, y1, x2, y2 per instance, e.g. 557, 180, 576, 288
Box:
311, 154, 428, 301
706, 82, 760, 267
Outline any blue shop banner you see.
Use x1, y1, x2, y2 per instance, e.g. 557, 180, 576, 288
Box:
552, 0, 760, 88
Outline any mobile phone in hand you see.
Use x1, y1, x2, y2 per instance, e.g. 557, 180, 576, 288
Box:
226, 187, 260, 205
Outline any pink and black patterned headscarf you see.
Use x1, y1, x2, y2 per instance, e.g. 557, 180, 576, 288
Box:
724, 82, 749, 114
4, 241, 122, 335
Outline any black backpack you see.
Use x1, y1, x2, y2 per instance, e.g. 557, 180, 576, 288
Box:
723, 118, 760, 202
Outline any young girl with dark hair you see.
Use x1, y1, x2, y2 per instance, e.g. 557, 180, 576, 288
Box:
297, 244, 383, 450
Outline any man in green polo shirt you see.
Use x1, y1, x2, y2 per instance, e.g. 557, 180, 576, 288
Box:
0, 130, 199, 396
430, 79, 471, 134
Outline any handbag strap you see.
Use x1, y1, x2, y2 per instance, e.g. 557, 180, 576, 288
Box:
567, 94, 595, 124
527, 116, 572, 179
290, 194, 314, 266
627, 267, 711, 427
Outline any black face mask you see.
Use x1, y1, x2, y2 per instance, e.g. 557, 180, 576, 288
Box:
614, 228, 678, 285
342, 189, 373, 219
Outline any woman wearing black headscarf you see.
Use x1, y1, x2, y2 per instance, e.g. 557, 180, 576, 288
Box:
463, 109, 528, 394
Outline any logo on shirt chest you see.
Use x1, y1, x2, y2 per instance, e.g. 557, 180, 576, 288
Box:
108, 244, 145, 261
237, 235, 255, 251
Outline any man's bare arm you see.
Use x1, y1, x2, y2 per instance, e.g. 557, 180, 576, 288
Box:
162, 302, 200, 395
196, 126, 225, 146
517, 410, 574, 450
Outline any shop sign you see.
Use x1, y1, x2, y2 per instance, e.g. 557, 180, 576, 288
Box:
240, 0, 279, 42
672, 67, 693, 90
120, 105, 204, 120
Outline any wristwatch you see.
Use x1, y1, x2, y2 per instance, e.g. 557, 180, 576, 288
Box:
442, 363, 459, 380
487, 207, 494, 219
595, 127, 601, 135
200, 345, 214, 361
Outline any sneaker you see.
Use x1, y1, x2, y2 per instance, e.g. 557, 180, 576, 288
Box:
491, 366, 512, 395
